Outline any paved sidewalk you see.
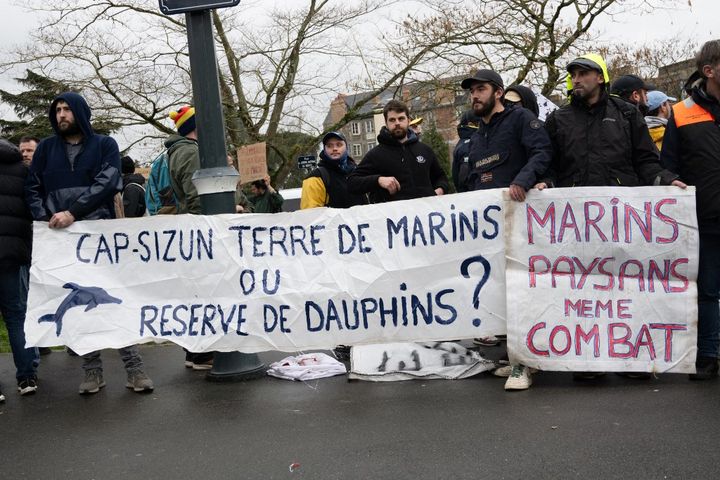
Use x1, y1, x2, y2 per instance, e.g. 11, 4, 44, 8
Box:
1, 344, 719, 479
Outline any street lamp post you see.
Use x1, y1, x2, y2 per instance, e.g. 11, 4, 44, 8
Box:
162, 1, 265, 381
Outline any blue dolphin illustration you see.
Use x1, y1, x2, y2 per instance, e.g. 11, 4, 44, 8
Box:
38, 283, 122, 336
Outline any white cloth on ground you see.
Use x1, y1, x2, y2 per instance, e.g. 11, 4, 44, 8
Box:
267, 352, 347, 381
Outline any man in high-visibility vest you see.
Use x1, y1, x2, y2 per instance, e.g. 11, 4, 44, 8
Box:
661, 39, 720, 380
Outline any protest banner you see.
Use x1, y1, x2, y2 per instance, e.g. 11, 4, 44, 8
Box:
26, 190, 507, 355
237, 142, 267, 184
505, 187, 698, 374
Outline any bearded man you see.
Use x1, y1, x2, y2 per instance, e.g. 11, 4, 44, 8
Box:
25, 92, 154, 395
461, 69, 551, 202
460, 69, 552, 390
347, 99, 448, 203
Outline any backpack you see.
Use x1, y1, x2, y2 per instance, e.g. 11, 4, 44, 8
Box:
122, 182, 146, 218
144, 150, 177, 215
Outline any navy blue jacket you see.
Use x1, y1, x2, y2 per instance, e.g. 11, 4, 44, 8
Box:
466, 105, 551, 191
26, 92, 121, 221
451, 124, 477, 192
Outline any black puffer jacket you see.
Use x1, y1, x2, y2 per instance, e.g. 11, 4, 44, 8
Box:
544, 91, 677, 187
0, 140, 32, 266
348, 127, 449, 202
25, 92, 121, 221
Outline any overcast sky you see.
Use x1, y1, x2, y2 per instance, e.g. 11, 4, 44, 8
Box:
2, 0, 717, 90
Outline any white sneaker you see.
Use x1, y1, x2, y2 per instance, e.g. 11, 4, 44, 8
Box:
493, 365, 513, 377
504, 365, 532, 390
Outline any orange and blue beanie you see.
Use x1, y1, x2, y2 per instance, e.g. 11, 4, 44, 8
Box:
169, 106, 196, 136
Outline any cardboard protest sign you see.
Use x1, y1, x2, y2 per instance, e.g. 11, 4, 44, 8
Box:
26, 190, 506, 355
505, 187, 698, 374
237, 142, 267, 184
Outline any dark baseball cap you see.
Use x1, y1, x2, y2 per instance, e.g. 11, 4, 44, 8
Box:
322, 131, 347, 145
566, 57, 604, 74
461, 69, 504, 90
610, 74, 656, 95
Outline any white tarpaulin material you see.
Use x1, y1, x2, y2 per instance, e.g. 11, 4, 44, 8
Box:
26, 190, 507, 355
349, 342, 496, 381
505, 187, 698, 373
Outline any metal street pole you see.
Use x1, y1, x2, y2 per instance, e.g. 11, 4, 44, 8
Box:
185, 9, 265, 382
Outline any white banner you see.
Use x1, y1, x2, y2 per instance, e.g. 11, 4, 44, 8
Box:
505, 187, 698, 373
26, 191, 507, 355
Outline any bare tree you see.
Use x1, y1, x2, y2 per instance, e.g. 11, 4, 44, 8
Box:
2, 0, 689, 185
391, 0, 687, 95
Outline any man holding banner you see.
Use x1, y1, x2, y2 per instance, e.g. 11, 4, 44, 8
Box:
347, 99, 448, 203
461, 69, 552, 390
26, 92, 154, 394
537, 54, 686, 380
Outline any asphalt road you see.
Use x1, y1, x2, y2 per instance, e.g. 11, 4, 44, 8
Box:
1, 344, 719, 480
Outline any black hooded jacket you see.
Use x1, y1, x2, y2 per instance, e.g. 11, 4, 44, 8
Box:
25, 92, 122, 221
505, 85, 540, 118
347, 127, 449, 203
544, 91, 677, 187
122, 173, 146, 218
0, 140, 32, 266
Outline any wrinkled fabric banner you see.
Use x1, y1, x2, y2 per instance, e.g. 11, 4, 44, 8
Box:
26, 190, 506, 355
505, 187, 698, 373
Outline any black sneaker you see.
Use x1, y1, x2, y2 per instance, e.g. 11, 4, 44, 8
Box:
689, 356, 719, 381
0, 385, 5, 403
18, 377, 38, 396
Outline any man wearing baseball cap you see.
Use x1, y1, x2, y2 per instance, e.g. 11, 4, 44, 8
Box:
611, 74, 656, 115
300, 131, 366, 209
539, 54, 685, 381
539, 53, 681, 191
459, 68, 552, 390
645, 90, 677, 150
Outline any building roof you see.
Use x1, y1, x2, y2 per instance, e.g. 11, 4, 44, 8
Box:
324, 75, 468, 129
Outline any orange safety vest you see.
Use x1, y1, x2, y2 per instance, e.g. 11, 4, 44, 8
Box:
672, 97, 713, 127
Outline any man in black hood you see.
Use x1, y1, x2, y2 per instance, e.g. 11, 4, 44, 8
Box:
504, 85, 540, 118
25, 92, 154, 395
347, 99, 448, 203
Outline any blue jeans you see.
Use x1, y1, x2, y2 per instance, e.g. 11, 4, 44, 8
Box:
697, 233, 720, 359
0, 265, 39, 381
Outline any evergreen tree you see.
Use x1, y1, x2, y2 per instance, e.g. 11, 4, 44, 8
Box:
422, 120, 454, 193
0, 70, 119, 144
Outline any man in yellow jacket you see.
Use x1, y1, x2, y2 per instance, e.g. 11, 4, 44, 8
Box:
645, 90, 676, 151
300, 132, 366, 209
